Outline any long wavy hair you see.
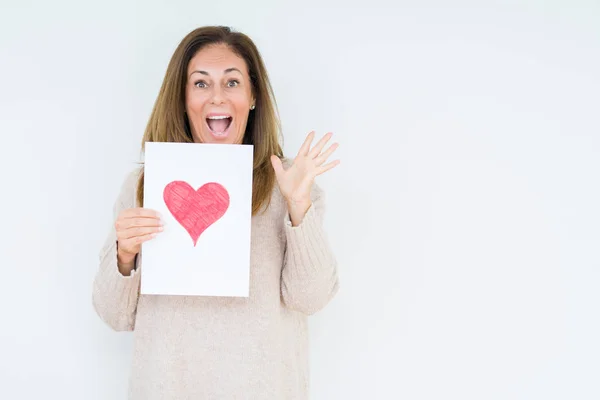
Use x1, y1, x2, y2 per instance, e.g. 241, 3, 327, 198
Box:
136, 26, 284, 215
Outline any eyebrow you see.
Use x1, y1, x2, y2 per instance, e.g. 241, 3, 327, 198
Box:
189, 67, 242, 77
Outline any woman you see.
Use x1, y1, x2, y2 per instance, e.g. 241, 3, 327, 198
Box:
92, 26, 340, 399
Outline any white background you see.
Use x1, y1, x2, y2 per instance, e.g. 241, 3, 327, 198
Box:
1, 1, 599, 399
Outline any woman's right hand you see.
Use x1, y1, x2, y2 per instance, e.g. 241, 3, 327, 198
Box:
115, 208, 163, 269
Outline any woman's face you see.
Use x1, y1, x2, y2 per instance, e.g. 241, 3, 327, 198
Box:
185, 44, 255, 144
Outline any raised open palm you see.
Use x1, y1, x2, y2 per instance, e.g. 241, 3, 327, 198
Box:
270, 131, 340, 208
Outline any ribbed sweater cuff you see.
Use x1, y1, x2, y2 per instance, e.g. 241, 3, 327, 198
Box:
94, 235, 141, 323
100, 237, 139, 280
283, 203, 335, 280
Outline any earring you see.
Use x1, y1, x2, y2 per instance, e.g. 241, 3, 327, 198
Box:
250, 104, 255, 110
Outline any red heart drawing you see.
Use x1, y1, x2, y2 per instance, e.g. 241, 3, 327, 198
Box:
163, 181, 230, 246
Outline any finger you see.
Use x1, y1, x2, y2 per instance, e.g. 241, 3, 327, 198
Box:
122, 208, 162, 219
127, 217, 163, 228
123, 232, 159, 247
308, 132, 333, 159
316, 159, 341, 175
116, 216, 162, 232
314, 142, 339, 166
297, 131, 315, 157
119, 225, 163, 239
117, 225, 163, 240
270, 155, 285, 179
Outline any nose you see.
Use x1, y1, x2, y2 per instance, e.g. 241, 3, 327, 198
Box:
210, 85, 226, 105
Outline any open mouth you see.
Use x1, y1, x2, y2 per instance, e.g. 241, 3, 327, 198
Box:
206, 115, 233, 138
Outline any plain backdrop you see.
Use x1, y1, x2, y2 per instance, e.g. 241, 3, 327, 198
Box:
1, 1, 599, 399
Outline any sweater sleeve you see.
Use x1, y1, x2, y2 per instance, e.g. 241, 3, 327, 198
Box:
92, 168, 142, 331
280, 183, 340, 315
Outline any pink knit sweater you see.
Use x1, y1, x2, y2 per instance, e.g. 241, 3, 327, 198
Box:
92, 167, 339, 399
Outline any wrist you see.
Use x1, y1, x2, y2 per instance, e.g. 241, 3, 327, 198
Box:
117, 247, 136, 268
286, 199, 311, 227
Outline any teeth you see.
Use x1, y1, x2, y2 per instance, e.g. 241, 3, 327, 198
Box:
207, 116, 230, 120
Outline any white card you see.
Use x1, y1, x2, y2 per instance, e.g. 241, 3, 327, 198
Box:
140, 141, 253, 297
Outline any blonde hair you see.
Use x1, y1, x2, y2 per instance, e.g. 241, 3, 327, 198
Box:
136, 26, 284, 215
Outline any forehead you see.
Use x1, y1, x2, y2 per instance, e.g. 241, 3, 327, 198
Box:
187, 44, 248, 74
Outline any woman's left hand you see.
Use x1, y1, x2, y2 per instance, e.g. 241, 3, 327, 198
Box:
271, 131, 340, 225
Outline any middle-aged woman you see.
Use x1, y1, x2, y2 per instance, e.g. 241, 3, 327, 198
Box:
92, 25, 340, 399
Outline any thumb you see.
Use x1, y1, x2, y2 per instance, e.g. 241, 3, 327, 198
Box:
270, 155, 284, 179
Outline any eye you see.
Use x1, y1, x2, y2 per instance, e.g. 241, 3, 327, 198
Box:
227, 79, 240, 88
194, 80, 208, 88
